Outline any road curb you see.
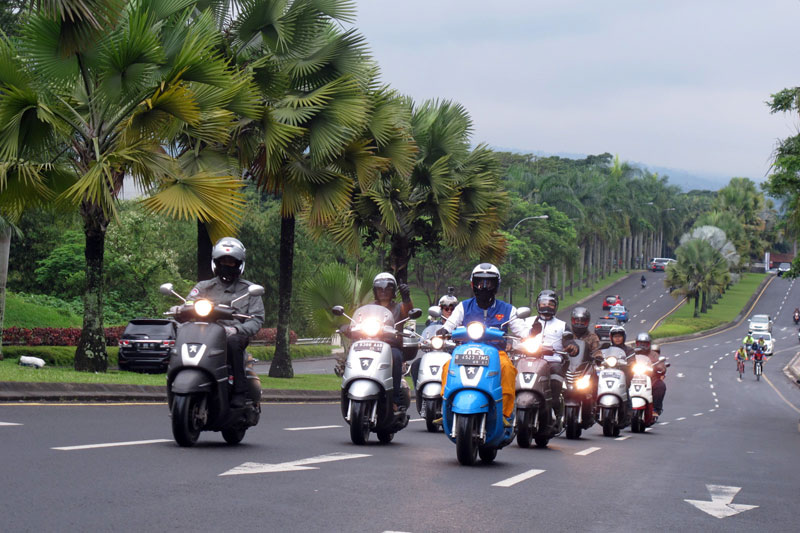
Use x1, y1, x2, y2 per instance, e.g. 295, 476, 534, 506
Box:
783, 351, 800, 387
0, 381, 339, 403
652, 273, 775, 345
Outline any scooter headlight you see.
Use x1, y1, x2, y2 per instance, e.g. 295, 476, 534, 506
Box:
194, 299, 213, 317
576, 374, 591, 390
430, 336, 444, 350
521, 337, 541, 354
466, 322, 485, 340
606, 356, 618, 368
361, 318, 382, 337
633, 363, 648, 375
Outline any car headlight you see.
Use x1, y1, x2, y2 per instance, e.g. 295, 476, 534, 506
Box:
361, 318, 381, 337
466, 322, 485, 340
521, 337, 541, 354
606, 356, 618, 368
576, 375, 591, 390
194, 299, 213, 317
633, 363, 648, 375
430, 336, 444, 350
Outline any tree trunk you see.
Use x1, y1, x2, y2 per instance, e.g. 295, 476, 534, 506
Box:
74, 204, 109, 372
693, 294, 700, 318
544, 264, 551, 290
389, 234, 410, 284
197, 221, 214, 282
588, 239, 595, 290
701, 290, 708, 313
578, 244, 586, 289
561, 263, 566, 298
568, 265, 574, 297
270, 215, 296, 378
0, 226, 10, 360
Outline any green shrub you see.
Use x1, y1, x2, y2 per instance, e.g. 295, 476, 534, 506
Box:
1, 346, 119, 367
248, 344, 333, 360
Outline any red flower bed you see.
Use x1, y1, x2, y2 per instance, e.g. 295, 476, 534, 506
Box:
252, 328, 297, 344
2, 326, 125, 346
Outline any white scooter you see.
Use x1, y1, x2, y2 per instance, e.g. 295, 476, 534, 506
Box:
629, 352, 670, 432
596, 346, 631, 437
413, 317, 455, 432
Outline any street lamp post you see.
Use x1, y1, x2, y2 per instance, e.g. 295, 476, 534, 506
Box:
508, 215, 549, 304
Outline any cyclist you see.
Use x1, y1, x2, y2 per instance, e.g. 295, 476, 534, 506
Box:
742, 331, 755, 357
751, 337, 767, 375
734, 345, 748, 380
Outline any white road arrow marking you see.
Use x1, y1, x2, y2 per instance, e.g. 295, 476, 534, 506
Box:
685, 485, 758, 518
492, 469, 545, 487
0, 422, 22, 426
219, 452, 370, 476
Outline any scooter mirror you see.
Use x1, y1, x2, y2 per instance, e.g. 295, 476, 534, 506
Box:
516, 307, 531, 320
658, 355, 667, 362
248, 284, 265, 297
159, 283, 174, 295
408, 308, 423, 320
331, 305, 345, 316
428, 306, 442, 319
594, 353, 604, 363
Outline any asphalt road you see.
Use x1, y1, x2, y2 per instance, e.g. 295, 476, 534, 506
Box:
4, 273, 799, 532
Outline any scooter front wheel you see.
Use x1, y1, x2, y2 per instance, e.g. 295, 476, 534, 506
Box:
349, 400, 371, 445
424, 399, 441, 433
456, 414, 479, 466
565, 407, 581, 439
172, 393, 205, 447
602, 407, 616, 437
516, 409, 533, 448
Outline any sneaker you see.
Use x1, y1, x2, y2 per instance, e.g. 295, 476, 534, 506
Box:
393, 403, 407, 416
432, 417, 443, 425
503, 416, 514, 428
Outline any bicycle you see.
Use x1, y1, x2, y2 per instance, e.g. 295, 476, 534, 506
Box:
737, 358, 745, 380
753, 357, 764, 381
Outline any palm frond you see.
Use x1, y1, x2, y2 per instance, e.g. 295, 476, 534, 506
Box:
140, 171, 245, 226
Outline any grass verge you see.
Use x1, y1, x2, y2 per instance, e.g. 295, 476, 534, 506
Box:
650, 273, 766, 339
4, 292, 83, 328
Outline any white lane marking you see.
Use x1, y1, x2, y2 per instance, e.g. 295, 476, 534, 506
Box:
615, 436, 630, 441
709, 409, 716, 412
712, 392, 717, 396
492, 469, 546, 487
684, 485, 758, 519
659, 422, 670, 425
575, 447, 602, 456
284, 425, 342, 431
408, 418, 425, 423
645, 428, 652, 432
694, 348, 699, 351
710, 385, 714, 389
676, 417, 687, 421
676, 373, 685, 378
684, 350, 690, 354
709, 378, 713, 382
725, 340, 731, 344
0, 422, 23, 426
53, 439, 171, 451
709, 365, 714, 369
220, 452, 371, 476
693, 412, 704, 417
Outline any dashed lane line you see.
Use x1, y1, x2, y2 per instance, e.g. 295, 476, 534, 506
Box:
575, 447, 601, 456
0, 422, 22, 426
284, 425, 343, 431
615, 436, 630, 441
53, 439, 172, 451
492, 469, 546, 487
676, 417, 686, 421
693, 413, 704, 417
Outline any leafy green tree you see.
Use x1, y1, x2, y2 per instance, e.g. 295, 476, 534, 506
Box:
0, 0, 24, 36
0, 1, 250, 370
666, 238, 728, 317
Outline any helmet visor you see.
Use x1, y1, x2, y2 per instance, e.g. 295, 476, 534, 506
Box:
537, 297, 557, 315
572, 317, 589, 328
473, 277, 498, 292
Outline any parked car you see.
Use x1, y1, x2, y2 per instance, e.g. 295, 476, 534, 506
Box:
748, 314, 772, 333
594, 316, 619, 341
751, 332, 774, 356
649, 257, 676, 271
608, 304, 629, 323
602, 295, 622, 310
118, 319, 177, 373
777, 262, 791, 276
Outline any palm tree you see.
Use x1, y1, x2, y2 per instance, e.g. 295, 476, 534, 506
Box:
666, 239, 727, 317
0, 1, 249, 371
226, 0, 414, 377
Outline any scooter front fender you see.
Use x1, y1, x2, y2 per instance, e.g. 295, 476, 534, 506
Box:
451, 389, 491, 414
420, 382, 442, 399
170, 368, 214, 394
347, 379, 382, 400
598, 394, 621, 407
631, 397, 647, 409
515, 390, 539, 409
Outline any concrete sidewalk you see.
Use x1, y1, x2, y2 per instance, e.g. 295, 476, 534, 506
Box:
0, 381, 339, 403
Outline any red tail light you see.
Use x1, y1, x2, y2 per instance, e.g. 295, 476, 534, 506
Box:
161, 340, 175, 347
119, 339, 130, 346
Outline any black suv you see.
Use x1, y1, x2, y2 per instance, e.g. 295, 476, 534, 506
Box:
118, 319, 177, 373
594, 316, 619, 341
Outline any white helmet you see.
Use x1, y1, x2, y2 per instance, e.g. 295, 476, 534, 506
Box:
373, 272, 397, 300
211, 237, 246, 282
438, 294, 458, 308
470, 263, 501, 285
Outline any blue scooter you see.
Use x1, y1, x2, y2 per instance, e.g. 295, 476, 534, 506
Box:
439, 308, 530, 465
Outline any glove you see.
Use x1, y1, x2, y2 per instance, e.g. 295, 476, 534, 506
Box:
224, 326, 238, 337
529, 320, 542, 337
436, 327, 449, 337
168, 305, 181, 314
398, 283, 411, 303
565, 343, 579, 356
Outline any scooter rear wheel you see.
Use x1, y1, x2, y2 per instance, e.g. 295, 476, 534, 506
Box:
456, 414, 479, 466
349, 400, 371, 445
172, 394, 205, 447
377, 429, 394, 444
478, 445, 497, 464
222, 427, 246, 444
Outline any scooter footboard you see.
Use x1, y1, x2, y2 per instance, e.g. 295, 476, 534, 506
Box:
450, 389, 492, 414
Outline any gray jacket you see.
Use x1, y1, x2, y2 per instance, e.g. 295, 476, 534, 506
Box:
187, 277, 265, 337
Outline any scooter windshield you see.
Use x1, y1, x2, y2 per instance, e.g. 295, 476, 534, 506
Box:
420, 323, 442, 342
601, 346, 629, 365
351, 304, 395, 327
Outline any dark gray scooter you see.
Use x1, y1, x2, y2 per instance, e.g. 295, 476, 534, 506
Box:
160, 283, 265, 447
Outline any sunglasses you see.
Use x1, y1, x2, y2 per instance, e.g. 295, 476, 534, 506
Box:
441, 305, 455, 311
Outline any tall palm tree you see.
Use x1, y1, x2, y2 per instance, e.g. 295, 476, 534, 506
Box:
226, 0, 414, 377
666, 239, 727, 317
0, 1, 249, 371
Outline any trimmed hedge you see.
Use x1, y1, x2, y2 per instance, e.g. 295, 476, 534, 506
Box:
248, 344, 332, 361
2, 326, 295, 346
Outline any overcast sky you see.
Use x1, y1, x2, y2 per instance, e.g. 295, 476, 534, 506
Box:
349, 1, 800, 184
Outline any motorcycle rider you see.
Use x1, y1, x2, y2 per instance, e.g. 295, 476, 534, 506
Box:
601, 325, 634, 419
634, 332, 667, 416
640, 274, 647, 287
414, 290, 458, 386
794, 307, 800, 323
370, 272, 414, 413
437, 263, 529, 425
524, 290, 580, 428
570, 306, 600, 357
186, 237, 264, 407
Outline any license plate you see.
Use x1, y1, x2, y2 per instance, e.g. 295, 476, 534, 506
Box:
353, 341, 384, 352
601, 371, 618, 379
454, 353, 490, 366
139, 343, 153, 350
632, 377, 647, 385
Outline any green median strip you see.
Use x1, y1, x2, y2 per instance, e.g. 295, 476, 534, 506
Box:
650, 273, 767, 339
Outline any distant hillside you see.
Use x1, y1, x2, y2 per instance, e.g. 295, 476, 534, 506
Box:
490, 146, 731, 192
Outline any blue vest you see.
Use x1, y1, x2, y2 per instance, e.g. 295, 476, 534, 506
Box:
461, 297, 513, 349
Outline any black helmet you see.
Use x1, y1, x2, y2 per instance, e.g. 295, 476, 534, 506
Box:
609, 325, 626, 344
635, 332, 651, 352
570, 306, 590, 335
536, 290, 558, 320
373, 272, 397, 302
211, 237, 246, 283
471, 263, 500, 308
